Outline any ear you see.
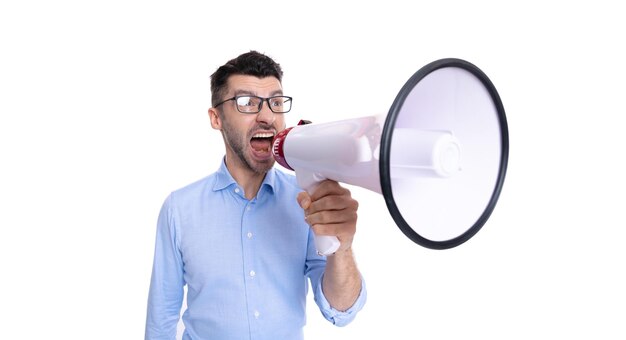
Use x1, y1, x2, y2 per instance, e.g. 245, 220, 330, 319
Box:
209, 108, 222, 130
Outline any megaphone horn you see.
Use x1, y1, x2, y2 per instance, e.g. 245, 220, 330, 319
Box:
272, 58, 509, 255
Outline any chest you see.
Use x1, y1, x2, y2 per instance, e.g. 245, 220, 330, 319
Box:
177, 195, 310, 285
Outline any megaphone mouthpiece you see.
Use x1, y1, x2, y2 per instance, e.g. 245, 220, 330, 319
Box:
272, 126, 295, 171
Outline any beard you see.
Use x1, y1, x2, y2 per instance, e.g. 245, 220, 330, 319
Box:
221, 119, 276, 174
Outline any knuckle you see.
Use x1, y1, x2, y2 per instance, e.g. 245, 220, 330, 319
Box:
322, 211, 334, 224
315, 211, 329, 224
315, 212, 326, 224
331, 195, 344, 207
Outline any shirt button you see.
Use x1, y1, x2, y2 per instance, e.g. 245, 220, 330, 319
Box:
247, 232, 253, 239
249, 270, 256, 277
246, 206, 251, 211
234, 188, 240, 193
254, 310, 260, 318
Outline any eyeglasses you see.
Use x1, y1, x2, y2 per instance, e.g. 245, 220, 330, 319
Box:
214, 95, 293, 114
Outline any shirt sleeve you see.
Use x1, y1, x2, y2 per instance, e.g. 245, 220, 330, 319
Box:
305, 231, 367, 327
145, 194, 185, 340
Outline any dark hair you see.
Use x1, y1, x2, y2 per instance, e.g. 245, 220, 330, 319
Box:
210, 51, 283, 107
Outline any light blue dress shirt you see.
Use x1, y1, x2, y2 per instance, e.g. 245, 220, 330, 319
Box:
146, 160, 366, 340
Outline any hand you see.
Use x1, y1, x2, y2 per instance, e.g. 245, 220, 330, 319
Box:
297, 180, 359, 254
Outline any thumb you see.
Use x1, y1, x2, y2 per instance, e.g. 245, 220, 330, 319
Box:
297, 191, 311, 209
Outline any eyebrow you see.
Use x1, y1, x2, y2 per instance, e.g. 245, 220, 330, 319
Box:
233, 89, 284, 97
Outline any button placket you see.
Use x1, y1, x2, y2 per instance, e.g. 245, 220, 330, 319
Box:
245, 201, 255, 240
241, 200, 261, 326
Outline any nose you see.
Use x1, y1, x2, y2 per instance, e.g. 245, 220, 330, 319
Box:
256, 100, 276, 125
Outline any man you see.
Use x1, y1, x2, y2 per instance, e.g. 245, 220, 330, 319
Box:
146, 51, 366, 340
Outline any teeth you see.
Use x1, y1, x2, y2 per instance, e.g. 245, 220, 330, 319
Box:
252, 132, 275, 138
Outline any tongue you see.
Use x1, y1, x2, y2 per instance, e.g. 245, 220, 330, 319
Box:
250, 138, 271, 152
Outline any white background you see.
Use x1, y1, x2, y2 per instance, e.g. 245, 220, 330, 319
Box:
1, 1, 625, 339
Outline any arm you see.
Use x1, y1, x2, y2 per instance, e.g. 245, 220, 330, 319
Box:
145, 195, 185, 340
322, 248, 362, 311
298, 180, 362, 311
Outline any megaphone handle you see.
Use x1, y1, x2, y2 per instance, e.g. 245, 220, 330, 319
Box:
296, 170, 341, 256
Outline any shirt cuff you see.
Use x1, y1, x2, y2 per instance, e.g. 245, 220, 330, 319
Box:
314, 274, 367, 327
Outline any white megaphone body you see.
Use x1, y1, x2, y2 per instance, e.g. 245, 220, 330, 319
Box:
272, 58, 509, 255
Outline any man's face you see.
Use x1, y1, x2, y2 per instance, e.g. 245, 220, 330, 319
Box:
210, 74, 287, 174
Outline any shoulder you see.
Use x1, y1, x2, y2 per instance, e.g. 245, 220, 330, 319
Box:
167, 173, 216, 206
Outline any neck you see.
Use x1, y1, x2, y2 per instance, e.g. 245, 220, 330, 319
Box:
224, 155, 267, 200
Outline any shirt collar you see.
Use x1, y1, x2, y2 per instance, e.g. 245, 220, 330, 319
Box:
213, 157, 277, 196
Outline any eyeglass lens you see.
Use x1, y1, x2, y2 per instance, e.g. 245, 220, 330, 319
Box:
235, 96, 291, 113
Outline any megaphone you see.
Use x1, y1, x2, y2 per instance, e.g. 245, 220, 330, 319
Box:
272, 58, 508, 255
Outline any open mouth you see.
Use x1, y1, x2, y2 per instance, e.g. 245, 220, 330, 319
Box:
250, 132, 275, 155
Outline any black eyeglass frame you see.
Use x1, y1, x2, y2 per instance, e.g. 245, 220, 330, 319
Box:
214, 95, 293, 114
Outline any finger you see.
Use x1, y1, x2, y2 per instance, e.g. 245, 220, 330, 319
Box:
309, 180, 349, 201
297, 191, 311, 210
305, 208, 358, 227
306, 194, 358, 215
310, 222, 356, 238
